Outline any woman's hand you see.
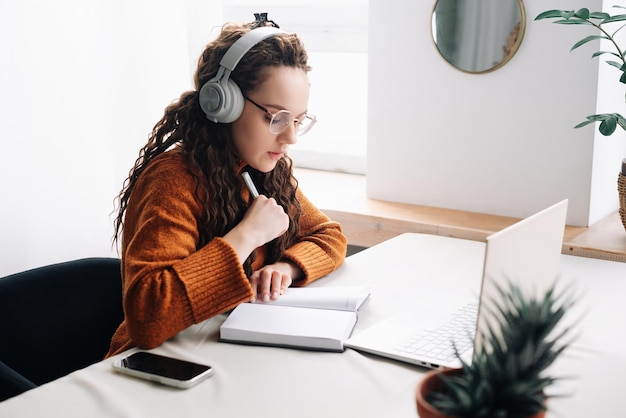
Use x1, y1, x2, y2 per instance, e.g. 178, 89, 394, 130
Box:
223, 195, 289, 261
242, 195, 289, 244
249, 261, 302, 303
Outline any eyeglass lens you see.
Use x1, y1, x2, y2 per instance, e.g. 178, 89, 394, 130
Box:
269, 110, 316, 136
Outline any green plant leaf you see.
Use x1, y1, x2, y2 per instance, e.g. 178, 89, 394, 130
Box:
600, 116, 618, 135
606, 60, 623, 69
571, 35, 608, 51
590, 12, 611, 19
603, 14, 626, 23
592, 51, 622, 59
575, 114, 610, 130
573, 119, 595, 129
564, 10, 576, 19
575, 8, 590, 19
553, 19, 590, 25
578, 114, 605, 122
535, 10, 569, 20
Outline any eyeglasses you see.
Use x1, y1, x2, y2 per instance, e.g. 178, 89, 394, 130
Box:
244, 96, 317, 136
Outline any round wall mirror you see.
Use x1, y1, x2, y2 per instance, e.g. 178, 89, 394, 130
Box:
431, 0, 526, 74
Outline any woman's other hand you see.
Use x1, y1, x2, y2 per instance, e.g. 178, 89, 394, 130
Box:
248, 261, 302, 303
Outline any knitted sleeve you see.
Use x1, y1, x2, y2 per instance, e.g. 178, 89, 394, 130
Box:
115, 152, 253, 351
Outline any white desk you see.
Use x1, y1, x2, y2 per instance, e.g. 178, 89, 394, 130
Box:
1, 233, 625, 417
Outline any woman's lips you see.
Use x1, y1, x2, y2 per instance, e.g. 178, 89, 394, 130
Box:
268, 152, 283, 161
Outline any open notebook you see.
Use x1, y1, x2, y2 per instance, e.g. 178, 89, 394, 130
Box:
344, 199, 568, 369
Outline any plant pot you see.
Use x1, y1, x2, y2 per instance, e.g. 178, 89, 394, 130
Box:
415, 368, 460, 418
617, 159, 626, 229
415, 368, 547, 418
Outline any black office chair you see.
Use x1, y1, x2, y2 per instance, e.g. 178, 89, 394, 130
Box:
0, 258, 123, 402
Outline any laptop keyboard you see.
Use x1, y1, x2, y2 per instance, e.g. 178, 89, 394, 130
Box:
394, 303, 478, 362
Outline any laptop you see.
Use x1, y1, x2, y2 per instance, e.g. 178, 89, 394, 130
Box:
344, 199, 568, 369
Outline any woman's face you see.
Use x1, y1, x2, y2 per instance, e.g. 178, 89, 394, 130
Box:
231, 66, 310, 173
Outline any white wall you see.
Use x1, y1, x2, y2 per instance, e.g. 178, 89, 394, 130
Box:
0, 1, 210, 277
367, 0, 626, 227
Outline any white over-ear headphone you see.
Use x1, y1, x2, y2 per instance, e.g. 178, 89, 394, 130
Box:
199, 26, 285, 123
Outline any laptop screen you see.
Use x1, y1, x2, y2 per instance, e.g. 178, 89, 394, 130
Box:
474, 199, 568, 353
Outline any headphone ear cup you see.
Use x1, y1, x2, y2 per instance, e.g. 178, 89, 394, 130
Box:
199, 78, 223, 122
199, 78, 244, 124
219, 79, 245, 123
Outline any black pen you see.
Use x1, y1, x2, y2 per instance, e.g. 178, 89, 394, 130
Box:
242, 172, 259, 199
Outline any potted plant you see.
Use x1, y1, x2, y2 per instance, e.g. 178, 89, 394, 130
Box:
534, 7, 626, 230
415, 282, 575, 418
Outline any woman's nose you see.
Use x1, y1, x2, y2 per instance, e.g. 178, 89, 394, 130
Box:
278, 124, 298, 144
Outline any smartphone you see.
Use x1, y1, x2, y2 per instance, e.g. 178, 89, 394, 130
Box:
112, 351, 213, 389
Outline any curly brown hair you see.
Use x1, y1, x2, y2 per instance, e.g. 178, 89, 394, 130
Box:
113, 20, 311, 276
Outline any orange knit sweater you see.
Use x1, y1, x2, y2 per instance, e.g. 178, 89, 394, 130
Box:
106, 150, 347, 357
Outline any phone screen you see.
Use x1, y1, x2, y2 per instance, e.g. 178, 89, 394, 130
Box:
116, 352, 212, 386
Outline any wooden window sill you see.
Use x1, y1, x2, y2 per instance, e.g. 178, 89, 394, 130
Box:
295, 168, 626, 263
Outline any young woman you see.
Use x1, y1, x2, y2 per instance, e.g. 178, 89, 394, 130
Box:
106, 17, 347, 357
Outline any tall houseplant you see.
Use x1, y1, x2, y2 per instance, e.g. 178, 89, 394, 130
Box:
535, 6, 626, 230
415, 282, 575, 418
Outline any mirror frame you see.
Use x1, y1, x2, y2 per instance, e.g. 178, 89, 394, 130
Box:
430, 0, 526, 74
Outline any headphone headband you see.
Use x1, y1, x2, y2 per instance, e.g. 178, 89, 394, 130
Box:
219, 26, 285, 72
